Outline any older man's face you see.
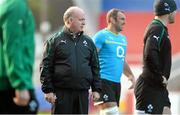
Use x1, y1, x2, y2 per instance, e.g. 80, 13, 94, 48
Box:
70, 10, 85, 33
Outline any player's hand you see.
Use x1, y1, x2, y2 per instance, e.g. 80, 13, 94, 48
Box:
13, 89, 30, 106
44, 92, 56, 104
92, 91, 100, 102
128, 76, 136, 89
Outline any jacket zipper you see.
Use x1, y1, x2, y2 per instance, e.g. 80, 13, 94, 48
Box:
72, 36, 78, 77
74, 40, 78, 77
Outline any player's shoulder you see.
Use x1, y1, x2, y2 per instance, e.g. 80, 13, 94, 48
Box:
93, 29, 108, 40
46, 31, 62, 44
95, 29, 108, 36
83, 34, 93, 43
150, 20, 165, 33
119, 33, 126, 38
118, 33, 127, 42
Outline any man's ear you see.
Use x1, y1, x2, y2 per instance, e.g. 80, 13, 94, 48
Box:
109, 17, 115, 24
69, 17, 73, 23
66, 17, 72, 25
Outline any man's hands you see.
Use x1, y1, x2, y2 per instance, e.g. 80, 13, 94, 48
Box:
92, 91, 100, 101
123, 61, 136, 89
44, 92, 56, 104
13, 89, 30, 106
92, 91, 103, 106
128, 76, 136, 89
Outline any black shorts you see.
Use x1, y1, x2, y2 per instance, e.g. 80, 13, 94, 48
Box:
100, 79, 121, 106
134, 76, 171, 114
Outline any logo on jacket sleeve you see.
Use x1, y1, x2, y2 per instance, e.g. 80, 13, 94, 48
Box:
60, 40, 66, 44
18, 19, 23, 25
153, 35, 160, 41
83, 40, 88, 47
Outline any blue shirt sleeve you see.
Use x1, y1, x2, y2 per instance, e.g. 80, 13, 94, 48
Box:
92, 31, 106, 49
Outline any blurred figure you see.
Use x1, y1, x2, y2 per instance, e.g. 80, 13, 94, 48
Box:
0, 0, 39, 114
40, 6, 101, 114
93, 8, 135, 115
134, 0, 177, 114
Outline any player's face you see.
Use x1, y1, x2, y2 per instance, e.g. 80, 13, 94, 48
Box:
168, 11, 176, 24
114, 12, 126, 32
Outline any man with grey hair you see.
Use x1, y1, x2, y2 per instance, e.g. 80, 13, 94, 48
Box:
40, 6, 101, 114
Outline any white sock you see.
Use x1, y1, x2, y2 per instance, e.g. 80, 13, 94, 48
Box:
100, 106, 119, 115
135, 110, 146, 115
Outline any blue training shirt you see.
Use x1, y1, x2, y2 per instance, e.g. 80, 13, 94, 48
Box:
93, 29, 127, 83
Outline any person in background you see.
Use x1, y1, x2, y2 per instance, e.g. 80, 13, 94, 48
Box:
0, 0, 39, 114
134, 0, 177, 114
93, 8, 135, 115
40, 6, 101, 114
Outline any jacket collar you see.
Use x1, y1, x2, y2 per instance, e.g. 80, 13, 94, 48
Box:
62, 26, 83, 38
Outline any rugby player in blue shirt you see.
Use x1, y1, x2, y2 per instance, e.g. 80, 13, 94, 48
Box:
93, 9, 135, 114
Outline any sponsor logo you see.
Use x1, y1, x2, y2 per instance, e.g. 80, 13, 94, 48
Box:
60, 40, 66, 44
103, 94, 109, 101
18, 19, 23, 25
153, 35, 160, 41
29, 100, 38, 112
164, 3, 170, 11
83, 40, 88, 47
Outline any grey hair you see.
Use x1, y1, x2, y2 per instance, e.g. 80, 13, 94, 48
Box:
63, 6, 82, 23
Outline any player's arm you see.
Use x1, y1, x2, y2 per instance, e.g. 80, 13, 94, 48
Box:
2, 2, 32, 106
90, 47, 101, 102
40, 38, 55, 94
40, 38, 57, 104
92, 31, 105, 53
91, 32, 106, 101
123, 61, 135, 89
144, 26, 165, 85
2, 1, 32, 90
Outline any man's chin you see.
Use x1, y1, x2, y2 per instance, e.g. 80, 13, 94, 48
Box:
169, 21, 175, 24
118, 29, 122, 32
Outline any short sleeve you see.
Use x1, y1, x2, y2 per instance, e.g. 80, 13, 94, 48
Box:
92, 31, 106, 49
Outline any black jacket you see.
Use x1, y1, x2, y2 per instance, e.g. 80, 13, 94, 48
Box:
142, 19, 171, 87
40, 27, 101, 93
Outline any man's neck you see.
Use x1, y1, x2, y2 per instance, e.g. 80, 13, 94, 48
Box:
65, 27, 82, 39
106, 26, 119, 35
154, 16, 168, 26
